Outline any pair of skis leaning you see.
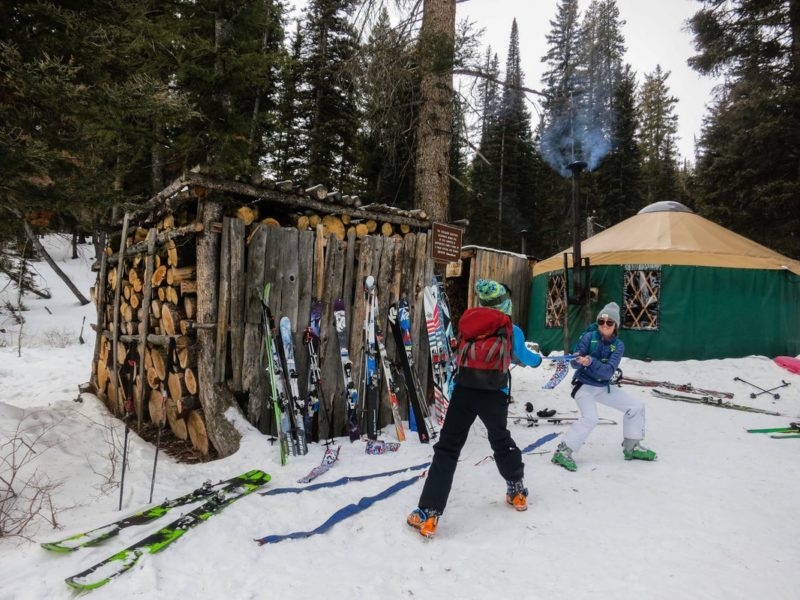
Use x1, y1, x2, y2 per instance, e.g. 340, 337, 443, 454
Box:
262, 284, 309, 463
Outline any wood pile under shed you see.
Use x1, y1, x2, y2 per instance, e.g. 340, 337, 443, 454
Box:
90, 173, 434, 458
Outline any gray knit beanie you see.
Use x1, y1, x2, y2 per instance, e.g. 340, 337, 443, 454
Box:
597, 302, 621, 325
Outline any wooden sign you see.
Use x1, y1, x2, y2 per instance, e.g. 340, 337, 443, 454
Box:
430, 222, 463, 264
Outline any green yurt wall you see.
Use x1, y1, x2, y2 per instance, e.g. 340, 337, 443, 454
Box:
528, 264, 800, 361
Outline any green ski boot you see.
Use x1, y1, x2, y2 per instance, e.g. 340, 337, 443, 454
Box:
622, 439, 657, 461
551, 442, 577, 472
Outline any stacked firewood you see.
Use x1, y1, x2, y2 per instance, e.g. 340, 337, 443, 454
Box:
93, 213, 209, 456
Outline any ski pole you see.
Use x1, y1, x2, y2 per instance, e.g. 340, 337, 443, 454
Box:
149, 338, 175, 503
733, 376, 790, 399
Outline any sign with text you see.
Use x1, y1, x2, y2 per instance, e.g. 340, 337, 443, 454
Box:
430, 222, 463, 263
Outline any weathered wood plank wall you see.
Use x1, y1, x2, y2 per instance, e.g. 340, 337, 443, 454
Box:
227, 226, 433, 440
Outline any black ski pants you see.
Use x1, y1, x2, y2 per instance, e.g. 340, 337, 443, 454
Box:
418, 384, 524, 514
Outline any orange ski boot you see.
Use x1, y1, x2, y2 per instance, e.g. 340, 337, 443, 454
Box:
406, 507, 440, 538
505, 480, 528, 512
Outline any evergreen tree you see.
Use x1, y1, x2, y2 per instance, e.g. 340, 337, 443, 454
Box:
301, 0, 361, 190
637, 65, 679, 203
468, 21, 539, 251
357, 8, 418, 206
274, 22, 310, 180
592, 64, 643, 225
689, 0, 800, 257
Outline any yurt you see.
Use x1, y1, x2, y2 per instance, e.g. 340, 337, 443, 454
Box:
527, 201, 800, 360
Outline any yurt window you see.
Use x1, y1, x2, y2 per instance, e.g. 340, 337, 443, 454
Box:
622, 266, 661, 330
545, 272, 566, 328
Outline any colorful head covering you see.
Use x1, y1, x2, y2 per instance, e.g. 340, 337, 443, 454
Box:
475, 279, 512, 316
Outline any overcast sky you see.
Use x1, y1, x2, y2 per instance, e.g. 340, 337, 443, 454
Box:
457, 0, 720, 162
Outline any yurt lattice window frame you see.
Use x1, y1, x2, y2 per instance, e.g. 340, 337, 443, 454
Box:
622, 265, 661, 330
545, 272, 566, 328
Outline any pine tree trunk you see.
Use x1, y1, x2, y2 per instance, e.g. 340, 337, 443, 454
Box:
414, 0, 456, 224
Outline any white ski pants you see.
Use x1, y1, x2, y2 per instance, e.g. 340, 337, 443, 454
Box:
562, 384, 646, 452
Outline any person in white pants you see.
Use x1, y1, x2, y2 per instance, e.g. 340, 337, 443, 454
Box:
551, 302, 657, 472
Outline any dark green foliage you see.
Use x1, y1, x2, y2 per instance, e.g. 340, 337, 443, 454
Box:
357, 8, 418, 207
637, 65, 679, 203
300, 0, 361, 189
467, 20, 539, 252
689, 0, 800, 258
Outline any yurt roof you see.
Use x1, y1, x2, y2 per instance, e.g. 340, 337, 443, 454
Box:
534, 202, 800, 277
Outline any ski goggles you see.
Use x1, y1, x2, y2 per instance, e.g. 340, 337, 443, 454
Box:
596, 319, 616, 327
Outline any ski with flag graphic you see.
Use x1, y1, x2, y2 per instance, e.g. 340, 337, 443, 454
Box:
64, 470, 269, 591
542, 360, 570, 389
280, 316, 309, 455
423, 285, 451, 425
334, 299, 360, 441
388, 301, 434, 443
41, 472, 258, 553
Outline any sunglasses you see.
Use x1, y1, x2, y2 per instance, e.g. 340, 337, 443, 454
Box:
597, 319, 616, 327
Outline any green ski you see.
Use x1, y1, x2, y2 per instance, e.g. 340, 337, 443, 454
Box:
770, 433, 800, 439
64, 470, 269, 591
746, 423, 800, 434
41, 472, 259, 552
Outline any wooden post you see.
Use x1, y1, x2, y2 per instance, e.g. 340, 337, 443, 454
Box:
110, 213, 131, 414
214, 218, 231, 383
196, 201, 241, 457
229, 218, 246, 391
92, 231, 109, 389
136, 228, 157, 429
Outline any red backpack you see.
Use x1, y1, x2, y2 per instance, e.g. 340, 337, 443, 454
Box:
455, 307, 513, 390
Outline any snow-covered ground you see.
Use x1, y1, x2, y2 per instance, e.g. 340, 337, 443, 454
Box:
1, 237, 798, 600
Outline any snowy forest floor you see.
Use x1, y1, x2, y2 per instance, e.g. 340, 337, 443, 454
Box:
0, 237, 798, 600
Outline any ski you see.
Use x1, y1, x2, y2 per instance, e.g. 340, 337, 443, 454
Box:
388, 301, 434, 443
280, 316, 309, 455
363, 276, 380, 440
543, 360, 570, 389
64, 470, 270, 591
333, 299, 360, 441
618, 375, 734, 399
304, 300, 329, 443
298, 445, 340, 484
746, 424, 800, 434
651, 389, 786, 416
508, 414, 618, 427
262, 284, 291, 464
770, 433, 800, 439
423, 283, 451, 425
41, 472, 256, 552
375, 323, 406, 442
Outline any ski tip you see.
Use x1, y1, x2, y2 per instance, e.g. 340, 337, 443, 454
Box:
365, 275, 375, 288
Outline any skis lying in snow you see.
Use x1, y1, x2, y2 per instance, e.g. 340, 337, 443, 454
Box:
618, 375, 734, 399
651, 389, 785, 416
41, 472, 262, 552
746, 423, 800, 434
508, 414, 617, 426
62, 470, 269, 590
770, 433, 800, 439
